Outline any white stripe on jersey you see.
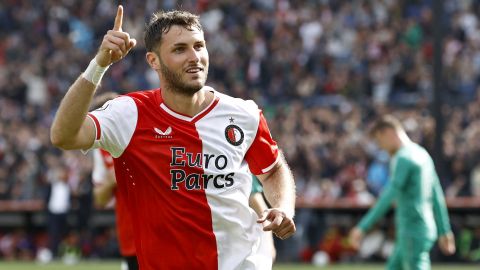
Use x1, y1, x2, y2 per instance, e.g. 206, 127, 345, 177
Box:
196, 92, 272, 269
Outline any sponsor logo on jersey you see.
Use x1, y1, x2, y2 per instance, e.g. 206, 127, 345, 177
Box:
169, 147, 235, 190
154, 127, 173, 139
225, 124, 244, 146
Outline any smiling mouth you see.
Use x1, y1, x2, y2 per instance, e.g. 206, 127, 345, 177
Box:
186, 67, 203, 74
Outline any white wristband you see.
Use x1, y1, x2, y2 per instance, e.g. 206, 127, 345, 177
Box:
82, 59, 110, 86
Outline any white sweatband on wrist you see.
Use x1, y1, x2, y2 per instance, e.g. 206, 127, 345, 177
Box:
82, 59, 110, 86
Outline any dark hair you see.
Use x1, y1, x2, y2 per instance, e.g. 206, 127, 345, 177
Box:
369, 114, 404, 136
144, 10, 203, 52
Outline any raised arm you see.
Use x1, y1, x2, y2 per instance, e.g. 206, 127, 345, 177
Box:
50, 5, 136, 150
256, 153, 296, 240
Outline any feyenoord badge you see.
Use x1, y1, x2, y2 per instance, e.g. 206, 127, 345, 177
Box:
225, 124, 244, 146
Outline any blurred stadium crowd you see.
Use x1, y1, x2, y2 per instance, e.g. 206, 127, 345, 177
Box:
1, 0, 480, 264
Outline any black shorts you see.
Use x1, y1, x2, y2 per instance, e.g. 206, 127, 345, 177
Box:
124, 255, 138, 270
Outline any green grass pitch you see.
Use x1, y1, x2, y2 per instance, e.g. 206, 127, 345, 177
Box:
0, 261, 478, 270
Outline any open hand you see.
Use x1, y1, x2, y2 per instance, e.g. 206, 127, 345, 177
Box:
257, 208, 296, 240
96, 5, 136, 67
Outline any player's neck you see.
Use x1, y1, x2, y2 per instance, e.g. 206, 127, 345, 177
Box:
161, 87, 214, 117
391, 132, 411, 155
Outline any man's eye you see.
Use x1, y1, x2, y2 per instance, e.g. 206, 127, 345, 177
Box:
174, 48, 184, 53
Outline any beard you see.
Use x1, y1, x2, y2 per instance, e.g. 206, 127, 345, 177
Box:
159, 58, 208, 96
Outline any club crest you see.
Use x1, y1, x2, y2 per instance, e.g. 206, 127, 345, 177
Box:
225, 124, 244, 146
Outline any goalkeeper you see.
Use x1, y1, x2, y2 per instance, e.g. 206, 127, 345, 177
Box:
349, 115, 455, 270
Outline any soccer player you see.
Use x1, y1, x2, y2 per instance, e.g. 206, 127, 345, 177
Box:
349, 115, 456, 270
50, 6, 296, 270
91, 93, 137, 270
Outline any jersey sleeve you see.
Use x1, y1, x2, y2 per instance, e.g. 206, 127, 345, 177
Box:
432, 173, 452, 236
357, 156, 411, 232
245, 111, 279, 175
357, 181, 395, 232
85, 96, 138, 158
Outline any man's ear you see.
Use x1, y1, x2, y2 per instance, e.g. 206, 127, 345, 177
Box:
146, 52, 160, 70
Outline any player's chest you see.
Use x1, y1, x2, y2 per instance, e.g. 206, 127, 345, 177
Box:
128, 115, 253, 169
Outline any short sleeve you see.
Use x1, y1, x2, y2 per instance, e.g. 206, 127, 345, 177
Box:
245, 111, 279, 175
86, 96, 138, 158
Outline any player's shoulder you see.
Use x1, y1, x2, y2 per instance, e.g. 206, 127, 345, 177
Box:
395, 144, 420, 166
396, 147, 412, 160
93, 94, 135, 113
123, 89, 159, 104
209, 86, 259, 115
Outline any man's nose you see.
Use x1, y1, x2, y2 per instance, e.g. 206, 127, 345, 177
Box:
187, 48, 201, 63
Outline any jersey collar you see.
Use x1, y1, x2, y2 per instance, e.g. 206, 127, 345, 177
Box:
158, 88, 219, 123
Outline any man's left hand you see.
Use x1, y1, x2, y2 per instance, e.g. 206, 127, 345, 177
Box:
257, 208, 296, 240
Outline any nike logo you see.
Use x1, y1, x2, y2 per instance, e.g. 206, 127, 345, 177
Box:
154, 127, 172, 136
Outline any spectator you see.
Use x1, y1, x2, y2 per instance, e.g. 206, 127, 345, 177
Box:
45, 159, 71, 258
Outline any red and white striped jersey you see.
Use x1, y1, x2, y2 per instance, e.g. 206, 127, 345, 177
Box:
92, 149, 136, 256
87, 87, 278, 270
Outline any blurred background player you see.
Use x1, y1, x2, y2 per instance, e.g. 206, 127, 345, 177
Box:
91, 92, 137, 270
349, 115, 456, 270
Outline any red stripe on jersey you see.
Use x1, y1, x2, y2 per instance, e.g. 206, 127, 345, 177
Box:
245, 111, 279, 175
88, 113, 101, 140
97, 149, 136, 256
114, 168, 136, 256
114, 90, 218, 270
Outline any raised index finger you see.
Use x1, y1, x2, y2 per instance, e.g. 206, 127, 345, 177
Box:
113, 5, 123, 31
